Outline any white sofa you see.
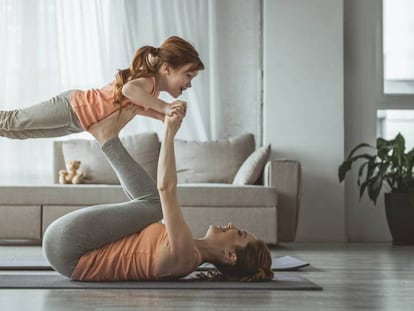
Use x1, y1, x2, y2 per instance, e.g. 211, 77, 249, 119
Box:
0, 133, 301, 245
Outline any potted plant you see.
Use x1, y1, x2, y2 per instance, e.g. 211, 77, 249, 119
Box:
338, 133, 414, 245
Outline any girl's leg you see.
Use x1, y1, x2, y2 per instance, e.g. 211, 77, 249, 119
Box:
0, 91, 83, 139
43, 137, 162, 278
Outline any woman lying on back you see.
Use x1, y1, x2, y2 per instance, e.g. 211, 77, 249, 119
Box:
43, 104, 274, 282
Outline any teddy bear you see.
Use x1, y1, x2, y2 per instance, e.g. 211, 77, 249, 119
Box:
59, 160, 84, 184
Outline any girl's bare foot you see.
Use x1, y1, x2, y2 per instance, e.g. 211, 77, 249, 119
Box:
88, 105, 139, 145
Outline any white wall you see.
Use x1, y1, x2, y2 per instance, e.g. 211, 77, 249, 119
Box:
263, 0, 346, 241
344, 0, 392, 242
215, 0, 262, 143
221, 0, 391, 242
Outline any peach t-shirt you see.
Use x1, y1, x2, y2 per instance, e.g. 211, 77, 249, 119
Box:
70, 78, 159, 130
71, 223, 201, 281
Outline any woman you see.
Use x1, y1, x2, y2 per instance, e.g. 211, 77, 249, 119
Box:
43, 104, 274, 282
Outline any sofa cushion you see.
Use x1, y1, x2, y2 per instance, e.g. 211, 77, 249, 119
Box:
174, 133, 255, 183
233, 144, 271, 185
0, 184, 276, 208
61, 133, 160, 184
0, 185, 128, 205
177, 183, 277, 207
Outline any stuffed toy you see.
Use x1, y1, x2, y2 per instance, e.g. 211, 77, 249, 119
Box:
59, 160, 84, 184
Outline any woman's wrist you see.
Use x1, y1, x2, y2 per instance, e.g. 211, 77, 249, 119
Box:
164, 128, 176, 139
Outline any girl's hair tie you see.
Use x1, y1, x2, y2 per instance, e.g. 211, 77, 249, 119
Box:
146, 48, 160, 69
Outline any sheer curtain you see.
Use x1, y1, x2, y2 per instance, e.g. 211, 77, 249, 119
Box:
0, 0, 218, 184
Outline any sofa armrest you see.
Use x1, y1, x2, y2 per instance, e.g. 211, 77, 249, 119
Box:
264, 160, 302, 242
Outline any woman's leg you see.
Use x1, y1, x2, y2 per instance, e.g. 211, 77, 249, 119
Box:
0, 91, 83, 139
102, 136, 157, 200
43, 137, 162, 278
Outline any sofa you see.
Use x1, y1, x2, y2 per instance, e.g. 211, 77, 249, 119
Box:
0, 132, 301, 245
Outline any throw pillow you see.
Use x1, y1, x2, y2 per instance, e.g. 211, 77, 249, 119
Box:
232, 144, 271, 185
174, 133, 255, 183
61, 132, 160, 184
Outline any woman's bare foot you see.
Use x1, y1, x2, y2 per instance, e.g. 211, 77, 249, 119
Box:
88, 105, 139, 145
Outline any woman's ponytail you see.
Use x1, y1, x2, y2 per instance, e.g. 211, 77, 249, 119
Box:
198, 240, 274, 282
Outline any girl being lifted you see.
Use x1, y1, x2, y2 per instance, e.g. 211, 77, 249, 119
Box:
0, 36, 203, 139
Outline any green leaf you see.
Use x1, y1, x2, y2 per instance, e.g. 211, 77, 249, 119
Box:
357, 162, 369, 186
376, 137, 388, 150
339, 153, 375, 182
393, 133, 405, 156
367, 175, 383, 205
348, 153, 375, 163
338, 160, 352, 182
359, 179, 368, 198
346, 143, 374, 160
339, 133, 414, 206
377, 137, 390, 160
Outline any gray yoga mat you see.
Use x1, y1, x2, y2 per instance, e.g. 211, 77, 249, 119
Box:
0, 256, 309, 271
0, 273, 322, 290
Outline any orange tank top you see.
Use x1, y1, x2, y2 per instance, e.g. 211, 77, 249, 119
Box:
70, 77, 159, 130
71, 223, 201, 281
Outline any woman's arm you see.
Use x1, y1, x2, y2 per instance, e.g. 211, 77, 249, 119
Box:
157, 109, 194, 262
122, 78, 171, 115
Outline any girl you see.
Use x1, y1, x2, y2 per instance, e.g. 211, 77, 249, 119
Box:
0, 36, 204, 139
43, 104, 274, 282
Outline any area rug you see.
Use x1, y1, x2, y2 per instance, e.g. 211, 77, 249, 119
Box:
0, 273, 322, 290
0, 256, 309, 271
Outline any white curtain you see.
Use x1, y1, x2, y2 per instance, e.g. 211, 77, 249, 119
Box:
0, 0, 218, 184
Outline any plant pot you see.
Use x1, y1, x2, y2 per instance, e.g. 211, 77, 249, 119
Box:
384, 192, 414, 245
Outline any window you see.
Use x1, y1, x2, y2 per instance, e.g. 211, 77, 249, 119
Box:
377, 110, 414, 150
377, 1, 414, 144
383, 0, 414, 94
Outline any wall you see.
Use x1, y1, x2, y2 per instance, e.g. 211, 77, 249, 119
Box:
263, 0, 346, 241
344, 0, 392, 242
220, 0, 391, 242
215, 0, 262, 143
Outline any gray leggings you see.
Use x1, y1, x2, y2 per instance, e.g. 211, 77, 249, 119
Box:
42, 137, 163, 278
0, 91, 84, 139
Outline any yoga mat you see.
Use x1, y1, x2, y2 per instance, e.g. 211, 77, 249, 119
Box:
0, 259, 52, 270
199, 255, 309, 271
0, 256, 309, 271
0, 273, 322, 290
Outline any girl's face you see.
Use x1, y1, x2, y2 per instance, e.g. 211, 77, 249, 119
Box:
204, 223, 257, 250
162, 63, 199, 98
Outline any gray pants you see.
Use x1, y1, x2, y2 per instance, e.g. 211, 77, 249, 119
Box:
42, 137, 163, 278
0, 91, 84, 139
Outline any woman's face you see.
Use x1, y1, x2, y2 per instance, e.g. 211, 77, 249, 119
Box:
164, 63, 199, 98
205, 223, 257, 249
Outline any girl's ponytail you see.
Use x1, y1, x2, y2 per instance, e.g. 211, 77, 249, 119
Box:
113, 46, 160, 106
113, 36, 204, 106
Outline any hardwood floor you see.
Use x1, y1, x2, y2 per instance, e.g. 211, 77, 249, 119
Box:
0, 243, 413, 310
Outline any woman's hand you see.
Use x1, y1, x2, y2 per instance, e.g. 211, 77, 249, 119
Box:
171, 100, 187, 116
166, 100, 187, 117
164, 105, 185, 136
